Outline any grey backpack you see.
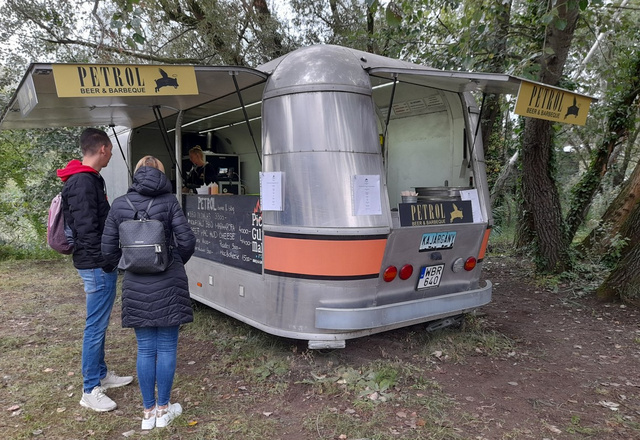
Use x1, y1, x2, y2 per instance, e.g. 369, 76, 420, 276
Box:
118, 196, 170, 274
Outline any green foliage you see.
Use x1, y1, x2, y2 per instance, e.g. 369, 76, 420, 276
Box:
302, 362, 399, 403
0, 128, 81, 250
0, 0, 298, 66
599, 232, 630, 269
0, 244, 62, 261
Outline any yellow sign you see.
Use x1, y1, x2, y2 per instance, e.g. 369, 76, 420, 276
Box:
514, 80, 591, 126
52, 65, 198, 97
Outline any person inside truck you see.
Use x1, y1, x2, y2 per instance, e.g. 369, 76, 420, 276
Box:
183, 145, 216, 191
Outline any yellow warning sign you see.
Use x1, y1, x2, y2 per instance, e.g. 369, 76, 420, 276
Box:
52, 65, 198, 97
514, 80, 592, 126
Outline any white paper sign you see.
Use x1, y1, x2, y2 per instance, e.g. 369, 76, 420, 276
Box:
352, 175, 382, 216
460, 189, 483, 223
260, 172, 283, 211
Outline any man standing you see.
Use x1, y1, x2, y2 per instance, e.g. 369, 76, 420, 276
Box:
57, 128, 133, 412
183, 145, 216, 191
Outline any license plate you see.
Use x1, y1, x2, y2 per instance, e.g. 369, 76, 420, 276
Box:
419, 231, 457, 251
417, 264, 445, 289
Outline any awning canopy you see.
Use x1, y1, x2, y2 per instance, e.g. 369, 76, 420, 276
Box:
0, 63, 268, 132
368, 67, 593, 97
0, 56, 596, 132
368, 68, 596, 125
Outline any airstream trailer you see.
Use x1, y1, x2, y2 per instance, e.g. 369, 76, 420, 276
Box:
0, 45, 593, 348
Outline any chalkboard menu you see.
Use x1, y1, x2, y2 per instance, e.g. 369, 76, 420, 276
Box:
184, 195, 262, 274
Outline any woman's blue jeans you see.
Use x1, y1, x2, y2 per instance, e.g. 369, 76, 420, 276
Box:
134, 326, 180, 410
77, 268, 118, 393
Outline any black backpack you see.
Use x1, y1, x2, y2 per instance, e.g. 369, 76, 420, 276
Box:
118, 196, 170, 274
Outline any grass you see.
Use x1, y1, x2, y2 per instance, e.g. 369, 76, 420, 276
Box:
2, 257, 637, 439
0, 259, 487, 439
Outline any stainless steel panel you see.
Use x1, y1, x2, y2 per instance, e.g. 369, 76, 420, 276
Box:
262, 45, 371, 98
373, 223, 488, 307
262, 92, 390, 229
316, 281, 492, 330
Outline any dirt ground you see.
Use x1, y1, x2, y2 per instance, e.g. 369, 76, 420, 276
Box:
434, 256, 640, 439
2, 255, 639, 439
181, 254, 640, 439
304, 255, 640, 439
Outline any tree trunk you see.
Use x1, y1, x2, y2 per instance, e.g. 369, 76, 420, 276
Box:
597, 199, 640, 304
480, 0, 512, 148
581, 154, 640, 251
565, 51, 640, 241
490, 151, 518, 206
516, 0, 580, 273
521, 118, 570, 270
612, 124, 640, 187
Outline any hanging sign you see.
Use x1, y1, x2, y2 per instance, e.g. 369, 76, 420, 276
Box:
514, 80, 592, 126
52, 64, 198, 97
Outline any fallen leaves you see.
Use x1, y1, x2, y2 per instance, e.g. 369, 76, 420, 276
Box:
598, 400, 620, 411
394, 410, 426, 428
545, 423, 562, 434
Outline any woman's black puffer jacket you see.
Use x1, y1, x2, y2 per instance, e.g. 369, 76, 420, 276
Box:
101, 166, 196, 328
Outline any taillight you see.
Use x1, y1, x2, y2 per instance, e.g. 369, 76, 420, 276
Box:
399, 264, 413, 280
383, 266, 398, 282
464, 257, 477, 271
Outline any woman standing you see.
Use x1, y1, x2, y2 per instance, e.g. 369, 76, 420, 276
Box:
102, 156, 196, 429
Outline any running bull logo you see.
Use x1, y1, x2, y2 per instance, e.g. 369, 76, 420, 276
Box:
155, 68, 179, 92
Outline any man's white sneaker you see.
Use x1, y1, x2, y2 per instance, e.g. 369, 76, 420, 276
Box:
79, 386, 117, 412
156, 402, 182, 428
141, 407, 156, 430
100, 371, 134, 389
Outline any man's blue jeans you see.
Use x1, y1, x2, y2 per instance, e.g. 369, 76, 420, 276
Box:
134, 326, 180, 410
77, 268, 118, 393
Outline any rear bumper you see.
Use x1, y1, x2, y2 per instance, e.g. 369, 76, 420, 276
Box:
316, 280, 492, 330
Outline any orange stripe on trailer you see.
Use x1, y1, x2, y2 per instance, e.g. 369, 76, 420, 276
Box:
478, 227, 492, 261
264, 234, 387, 279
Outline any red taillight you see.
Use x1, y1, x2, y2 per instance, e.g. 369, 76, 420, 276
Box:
464, 257, 477, 271
399, 264, 413, 280
383, 266, 398, 282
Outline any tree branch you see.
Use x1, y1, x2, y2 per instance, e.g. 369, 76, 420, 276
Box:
40, 37, 204, 64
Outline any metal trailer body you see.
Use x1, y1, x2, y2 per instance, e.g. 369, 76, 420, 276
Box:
0, 45, 594, 348
186, 45, 493, 348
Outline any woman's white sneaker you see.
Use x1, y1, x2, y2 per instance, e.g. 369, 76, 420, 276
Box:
141, 407, 156, 430
156, 402, 182, 428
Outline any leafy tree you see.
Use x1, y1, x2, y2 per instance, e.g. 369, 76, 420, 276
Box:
288, 0, 394, 54
0, 0, 297, 66
565, 48, 640, 242
0, 128, 81, 249
597, 194, 640, 304
516, 0, 583, 273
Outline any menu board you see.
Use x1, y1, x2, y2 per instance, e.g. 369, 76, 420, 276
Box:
184, 195, 262, 274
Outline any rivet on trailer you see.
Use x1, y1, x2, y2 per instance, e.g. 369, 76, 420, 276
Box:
1, 45, 595, 349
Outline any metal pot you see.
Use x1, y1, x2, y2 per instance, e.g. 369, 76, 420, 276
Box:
414, 186, 470, 201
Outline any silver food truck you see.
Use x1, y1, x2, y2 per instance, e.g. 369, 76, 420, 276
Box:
1, 45, 593, 348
